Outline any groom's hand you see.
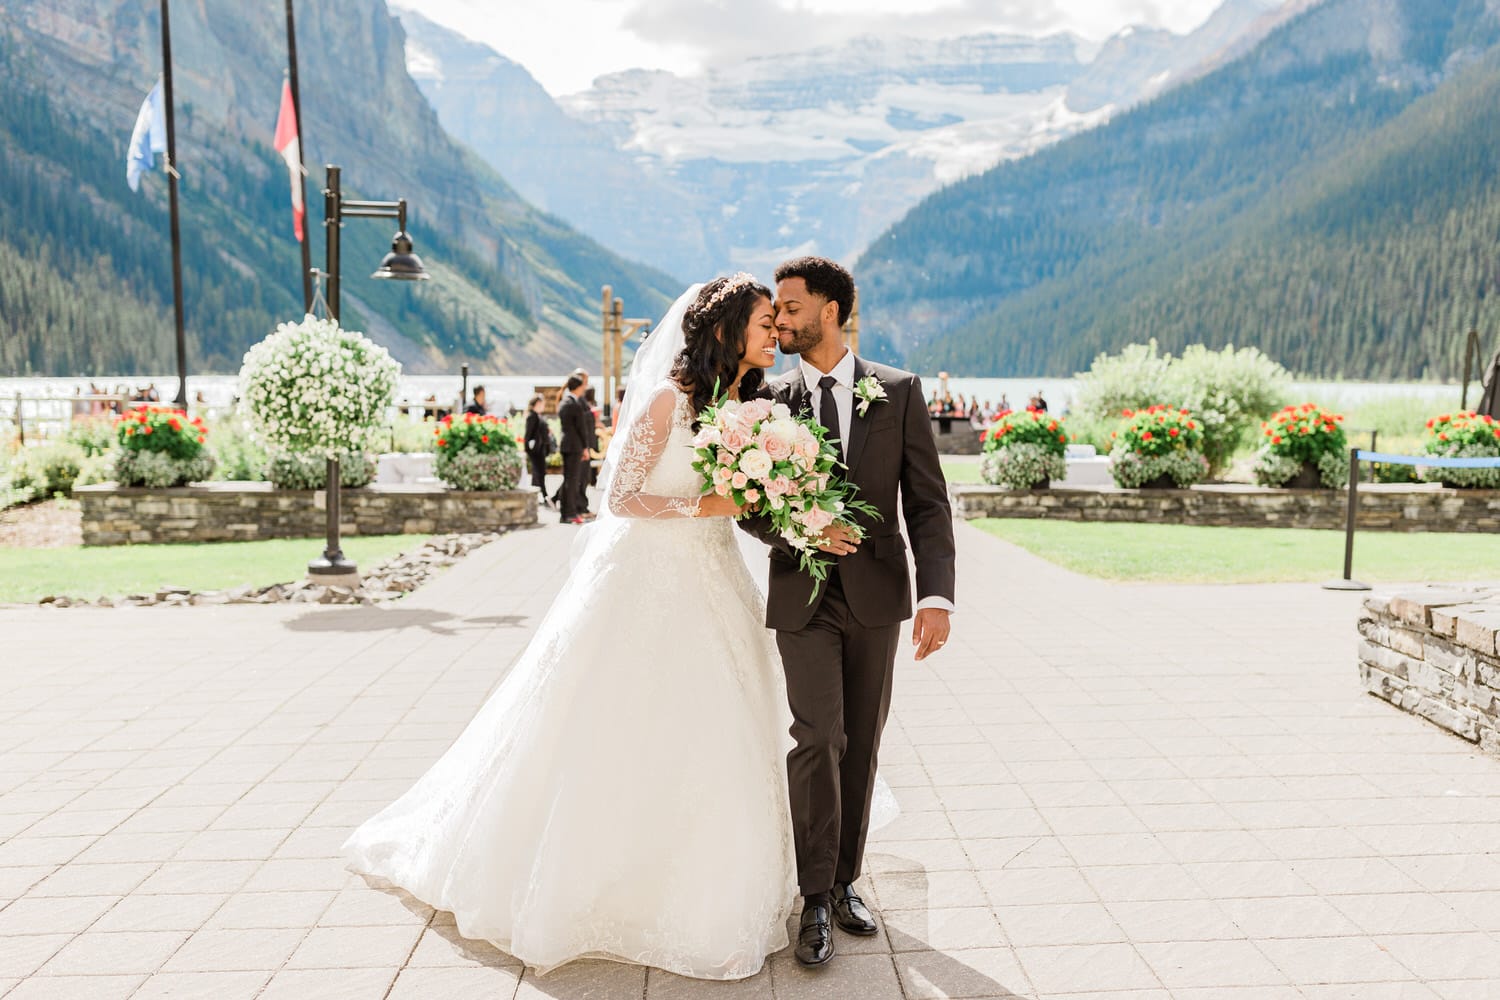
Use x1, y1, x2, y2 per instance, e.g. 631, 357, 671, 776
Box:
912, 608, 951, 661
813, 525, 860, 556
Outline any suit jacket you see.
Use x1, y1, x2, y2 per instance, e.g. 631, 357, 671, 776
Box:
739, 357, 956, 632
557, 393, 591, 456
524, 411, 553, 459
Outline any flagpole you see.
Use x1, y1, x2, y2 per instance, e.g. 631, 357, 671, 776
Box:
285, 0, 313, 314
160, 0, 189, 408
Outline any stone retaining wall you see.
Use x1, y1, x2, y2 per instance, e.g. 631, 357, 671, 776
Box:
76, 482, 537, 545
950, 482, 1500, 532
1359, 587, 1500, 754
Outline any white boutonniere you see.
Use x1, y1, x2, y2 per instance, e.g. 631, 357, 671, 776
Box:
853, 375, 887, 417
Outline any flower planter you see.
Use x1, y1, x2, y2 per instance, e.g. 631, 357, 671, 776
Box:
1285, 461, 1323, 489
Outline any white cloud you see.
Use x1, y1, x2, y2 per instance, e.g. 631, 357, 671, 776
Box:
396, 0, 1227, 95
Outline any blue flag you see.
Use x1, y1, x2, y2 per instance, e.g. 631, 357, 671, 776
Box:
126, 79, 167, 192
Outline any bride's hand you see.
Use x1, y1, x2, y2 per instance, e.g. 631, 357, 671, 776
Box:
695, 493, 746, 518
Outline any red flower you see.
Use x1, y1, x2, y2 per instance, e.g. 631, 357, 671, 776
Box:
142, 425, 152, 434
197, 436, 206, 444
1272, 435, 1282, 445
1122, 409, 1134, 418
1438, 432, 1449, 441
1187, 421, 1197, 430
1141, 431, 1153, 441
437, 438, 447, 447
1168, 427, 1179, 437
481, 435, 490, 444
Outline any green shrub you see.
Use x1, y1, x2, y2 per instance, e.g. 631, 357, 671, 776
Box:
65, 417, 117, 457
1074, 341, 1288, 475
115, 450, 216, 488
266, 450, 376, 490
1072, 341, 1172, 422
434, 449, 524, 491
1420, 412, 1500, 488
11, 442, 87, 497
207, 411, 269, 481
1110, 449, 1211, 489
74, 452, 116, 488
384, 416, 440, 454
980, 444, 1066, 489
1163, 345, 1288, 475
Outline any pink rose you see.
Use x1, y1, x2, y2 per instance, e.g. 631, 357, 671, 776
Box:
744, 488, 760, 504
715, 482, 731, 496
761, 432, 792, 461
802, 506, 835, 533
732, 471, 749, 489
742, 398, 773, 422
720, 427, 750, 453
692, 427, 720, 448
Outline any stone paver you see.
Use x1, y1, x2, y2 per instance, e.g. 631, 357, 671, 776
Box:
3, 516, 1500, 998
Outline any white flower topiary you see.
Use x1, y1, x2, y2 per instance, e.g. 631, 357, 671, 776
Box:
239, 315, 400, 457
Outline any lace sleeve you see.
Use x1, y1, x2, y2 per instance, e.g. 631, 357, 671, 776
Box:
607, 385, 702, 519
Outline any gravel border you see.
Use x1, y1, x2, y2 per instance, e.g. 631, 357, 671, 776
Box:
35, 532, 504, 608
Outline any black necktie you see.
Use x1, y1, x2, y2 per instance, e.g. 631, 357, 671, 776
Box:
818, 374, 842, 462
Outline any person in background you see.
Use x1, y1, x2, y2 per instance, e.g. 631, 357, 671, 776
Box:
523, 394, 553, 509
557, 374, 591, 524
1034, 390, 1049, 413
999, 393, 1010, 414
612, 387, 626, 428
464, 385, 487, 416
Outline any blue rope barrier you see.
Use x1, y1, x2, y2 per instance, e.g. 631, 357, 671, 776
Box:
1356, 450, 1500, 469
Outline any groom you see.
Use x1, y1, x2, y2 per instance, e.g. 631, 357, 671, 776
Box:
742, 256, 956, 967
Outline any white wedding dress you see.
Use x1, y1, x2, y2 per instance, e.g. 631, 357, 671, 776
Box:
343, 382, 798, 980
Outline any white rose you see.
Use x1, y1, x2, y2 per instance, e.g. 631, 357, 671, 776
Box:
739, 448, 773, 479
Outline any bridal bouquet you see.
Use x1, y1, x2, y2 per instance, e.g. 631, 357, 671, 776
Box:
691, 396, 878, 586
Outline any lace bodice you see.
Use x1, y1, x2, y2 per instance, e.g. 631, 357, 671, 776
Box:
607, 382, 703, 518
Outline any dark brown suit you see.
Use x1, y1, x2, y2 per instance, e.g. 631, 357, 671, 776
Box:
740, 357, 956, 896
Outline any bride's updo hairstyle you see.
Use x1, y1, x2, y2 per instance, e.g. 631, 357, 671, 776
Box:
671, 273, 772, 424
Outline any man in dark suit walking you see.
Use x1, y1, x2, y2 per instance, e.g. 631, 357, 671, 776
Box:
740, 256, 956, 969
557, 374, 591, 524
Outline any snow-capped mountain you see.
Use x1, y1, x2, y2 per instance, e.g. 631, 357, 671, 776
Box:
398, 0, 1300, 284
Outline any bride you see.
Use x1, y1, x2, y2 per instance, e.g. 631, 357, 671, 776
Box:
344, 275, 802, 980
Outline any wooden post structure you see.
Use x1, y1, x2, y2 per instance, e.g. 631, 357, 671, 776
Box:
600, 285, 615, 417
600, 285, 651, 420
845, 289, 860, 354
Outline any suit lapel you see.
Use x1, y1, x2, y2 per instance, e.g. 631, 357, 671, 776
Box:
784, 369, 810, 418
844, 356, 873, 473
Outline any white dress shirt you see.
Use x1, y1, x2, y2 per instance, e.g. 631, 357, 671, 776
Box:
799, 350, 856, 446
799, 351, 955, 616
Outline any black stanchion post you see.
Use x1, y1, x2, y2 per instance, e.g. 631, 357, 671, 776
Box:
1324, 447, 1371, 591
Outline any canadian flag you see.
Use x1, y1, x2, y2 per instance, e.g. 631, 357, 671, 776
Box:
273, 79, 305, 242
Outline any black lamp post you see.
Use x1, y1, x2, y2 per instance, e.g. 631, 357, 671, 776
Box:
309, 163, 429, 584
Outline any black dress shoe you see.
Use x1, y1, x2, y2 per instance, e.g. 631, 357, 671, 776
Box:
795, 898, 834, 966
831, 882, 878, 935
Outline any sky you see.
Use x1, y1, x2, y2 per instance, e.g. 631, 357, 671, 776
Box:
394, 0, 1230, 96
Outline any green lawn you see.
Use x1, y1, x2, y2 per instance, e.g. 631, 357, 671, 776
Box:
973, 518, 1500, 584
941, 459, 985, 484
0, 535, 421, 603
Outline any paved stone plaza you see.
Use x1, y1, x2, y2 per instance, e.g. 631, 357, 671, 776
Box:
3, 518, 1500, 999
